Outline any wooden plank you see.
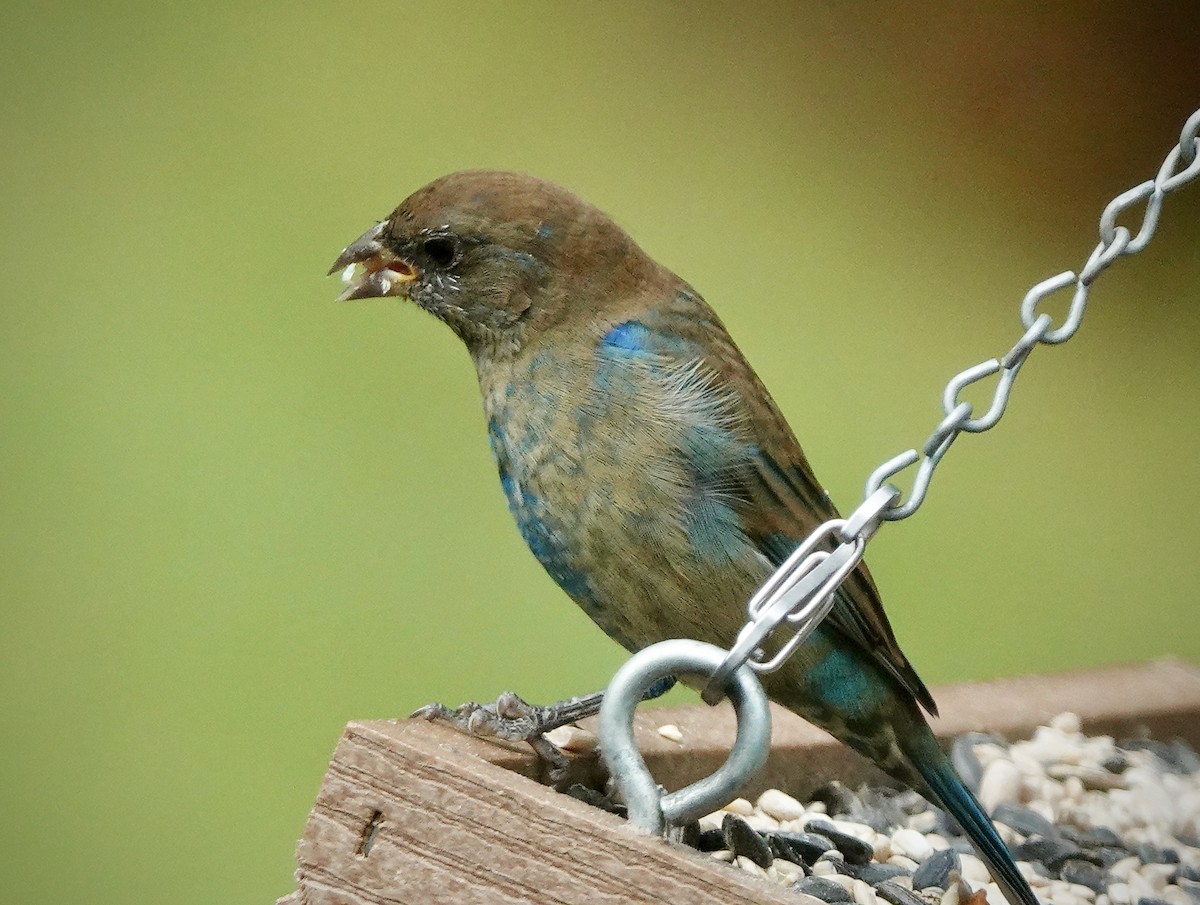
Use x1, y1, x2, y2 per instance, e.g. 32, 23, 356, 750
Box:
279, 658, 1200, 905
285, 718, 814, 905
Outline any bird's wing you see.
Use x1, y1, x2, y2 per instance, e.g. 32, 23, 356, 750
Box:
746, 449, 938, 716
633, 293, 938, 715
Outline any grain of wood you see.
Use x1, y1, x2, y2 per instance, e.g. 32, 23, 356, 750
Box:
288, 719, 815, 905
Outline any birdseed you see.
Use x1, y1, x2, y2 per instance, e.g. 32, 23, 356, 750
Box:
687, 715, 1200, 904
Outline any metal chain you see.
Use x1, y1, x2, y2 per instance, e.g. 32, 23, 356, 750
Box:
701, 107, 1200, 703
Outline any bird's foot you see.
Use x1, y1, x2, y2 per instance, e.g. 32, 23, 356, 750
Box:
411, 690, 605, 786
411, 689, 605, 741
411, 677, 676, 788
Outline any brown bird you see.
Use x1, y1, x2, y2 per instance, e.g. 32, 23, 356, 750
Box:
332, 171, 1040, 905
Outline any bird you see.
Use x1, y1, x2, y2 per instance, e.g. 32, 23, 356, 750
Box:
330, 170, 1039, 905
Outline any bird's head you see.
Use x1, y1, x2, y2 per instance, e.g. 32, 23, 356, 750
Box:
330, 170, 652, 357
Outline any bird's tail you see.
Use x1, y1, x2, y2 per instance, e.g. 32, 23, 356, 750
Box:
904, 732, 1040, 905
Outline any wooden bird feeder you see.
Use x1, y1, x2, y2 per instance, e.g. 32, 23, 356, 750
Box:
277, 658, 1200, 905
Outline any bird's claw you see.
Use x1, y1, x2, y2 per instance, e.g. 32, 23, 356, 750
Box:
411, 689, 607, 740
410, 691, 548, 742
411, 690, 607, 787
409, 679, 675, 787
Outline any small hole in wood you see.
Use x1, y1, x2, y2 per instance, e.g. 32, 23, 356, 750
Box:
357, 810, 383, 857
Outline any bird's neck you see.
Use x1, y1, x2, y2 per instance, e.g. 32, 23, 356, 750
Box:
465, 327, 524, 371
473, 333, 566, 429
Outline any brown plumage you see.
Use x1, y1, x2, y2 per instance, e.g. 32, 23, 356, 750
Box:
332, 171, 1039, 905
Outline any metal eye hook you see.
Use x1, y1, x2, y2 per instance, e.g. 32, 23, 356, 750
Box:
598, 639, 772, 835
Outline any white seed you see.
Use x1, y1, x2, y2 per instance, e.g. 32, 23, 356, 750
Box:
774, 860, 803, 881
1028, 726, 1079, 764
1062, 775, 1086, 801
1140, 864, 1176, 892
1011, 747, 1047, 778
811, 860, 837, 877
832, 819, 877, 842
757, 788, 805, 822
979, 759, 1023, 813
1052, 893, 1090, 905
740, 813, 780, 832
698, 812, 724, 832
1017, 861, 1052, 887
1161, 887, 1194, 905
995, 822, 1020, 846
1040, 778, 1065, 812
959, 854, 991, 885
827, 874, 856, 893
1050, 712, 1083, 735
853, 879, 878, 905
892, 828, 934, 861
724, 797, 754, 816
736, 855, 767, 877
1107, 882, 1131, 905
656, 723, 684, 743
543, 725, 598, 752
1048, 764, 1128, 791
820, 853, 847, 870
1108, 857, 1140, 882
872, 834, 893, 861
971, 743, 1007, 768
907, 809, 938, 832
1127, 873, 1158, 902
710, 849, 733, 862
1027, 799, 1055, 823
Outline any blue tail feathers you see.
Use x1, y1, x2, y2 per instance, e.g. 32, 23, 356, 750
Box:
913, 749, 1040, 905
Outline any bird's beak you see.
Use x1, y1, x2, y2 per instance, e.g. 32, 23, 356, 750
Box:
328, 220, 420, 301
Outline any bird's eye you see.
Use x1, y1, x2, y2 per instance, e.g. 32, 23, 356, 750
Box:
422, 236, 459, 268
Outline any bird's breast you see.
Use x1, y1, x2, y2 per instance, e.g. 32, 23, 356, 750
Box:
478, 341, 769, 651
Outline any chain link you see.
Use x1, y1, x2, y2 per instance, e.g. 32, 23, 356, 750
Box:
704, 107, 1200, 695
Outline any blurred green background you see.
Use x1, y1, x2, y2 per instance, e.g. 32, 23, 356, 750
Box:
2, 3, 1197, 903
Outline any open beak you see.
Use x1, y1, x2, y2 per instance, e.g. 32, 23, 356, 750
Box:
328, 221, 420, 301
